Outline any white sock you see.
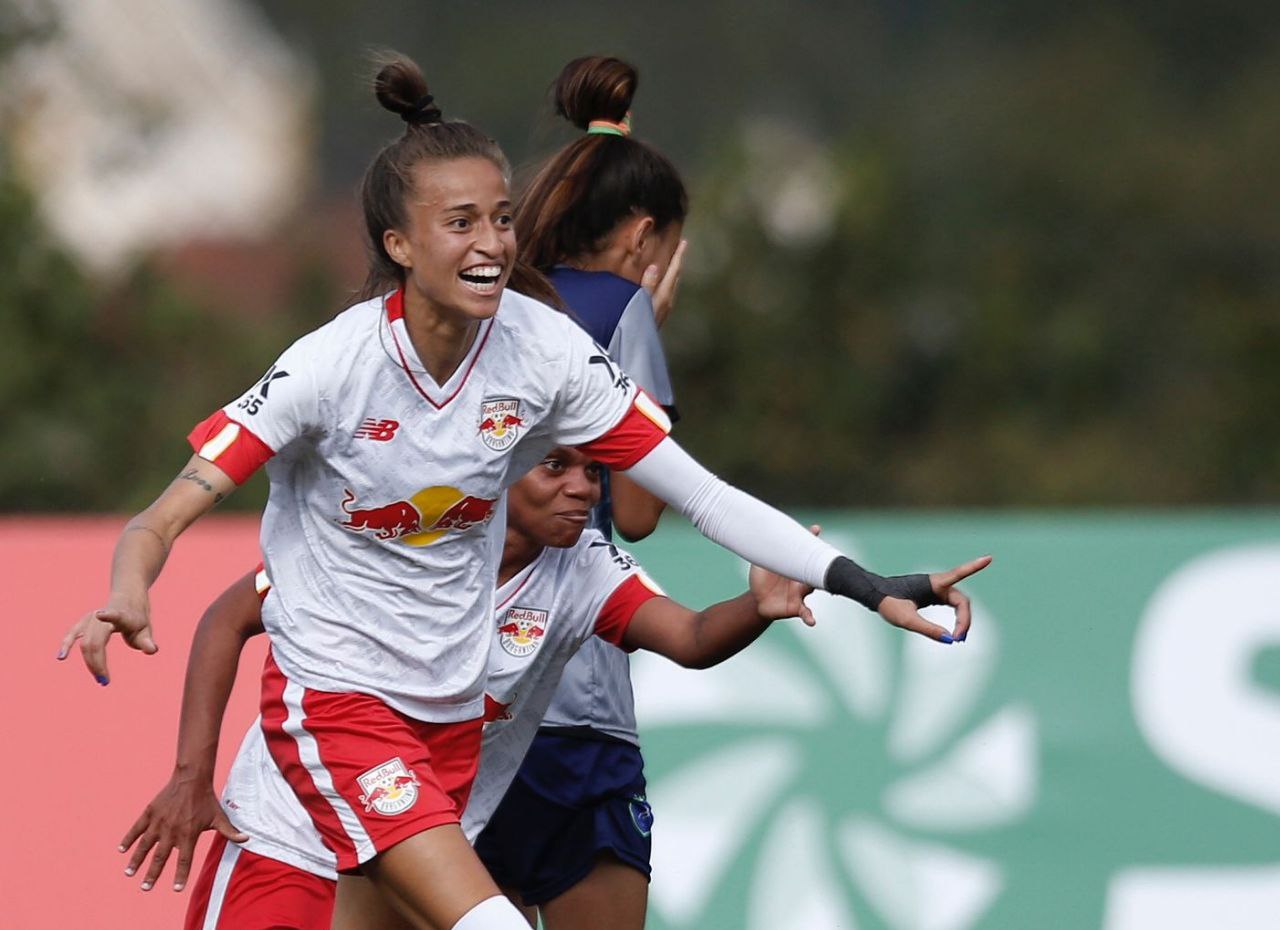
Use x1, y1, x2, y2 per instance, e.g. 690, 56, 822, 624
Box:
450, 895, 530, 930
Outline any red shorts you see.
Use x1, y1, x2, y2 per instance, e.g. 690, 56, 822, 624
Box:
259, 650, 483, 871
184, 834, 335, 930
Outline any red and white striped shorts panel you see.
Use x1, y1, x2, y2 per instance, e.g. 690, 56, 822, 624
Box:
183, 834, 335, 930
258, 650, 484, 871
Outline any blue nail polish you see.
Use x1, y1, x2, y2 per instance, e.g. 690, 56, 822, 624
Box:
940, 634, 954, 644
56, 650, 66, 660
958, 633, 967, 642
96, 675, 109, 686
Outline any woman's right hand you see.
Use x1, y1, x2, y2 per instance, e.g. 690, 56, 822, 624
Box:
57, 594, 157, 685
641, 238, 688, 329
119, 770, 249, 892
876, 555, 993, 643
57, 455, 238, 683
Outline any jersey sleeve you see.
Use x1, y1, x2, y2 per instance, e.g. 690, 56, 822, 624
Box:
576, 538, 666, 651
253, 563, 271, 602
548, 322, 672, 469
624, 435, 844, 589
609, 289, 678, 419
187, 339, 321, 484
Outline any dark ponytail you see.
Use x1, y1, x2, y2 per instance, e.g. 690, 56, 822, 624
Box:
356, 51, 511, 301
515, 56, 688, 273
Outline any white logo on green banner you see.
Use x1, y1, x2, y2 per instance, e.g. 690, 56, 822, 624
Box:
633, 535, 1038, 930
1105, 545, 1280, 929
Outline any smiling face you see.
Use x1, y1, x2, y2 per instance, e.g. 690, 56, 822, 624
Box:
507, 447, 604, 549
383, 156, 516, 325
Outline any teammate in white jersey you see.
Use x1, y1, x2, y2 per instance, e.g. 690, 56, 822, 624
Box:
117, 445, 823, 929
62, 52, 988, 930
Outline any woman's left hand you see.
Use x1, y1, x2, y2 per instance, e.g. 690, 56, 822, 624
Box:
748, 524, 819, 625
119, 770, 248, 892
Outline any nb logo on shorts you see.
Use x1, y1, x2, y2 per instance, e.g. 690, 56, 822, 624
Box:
357, 758, 420, 815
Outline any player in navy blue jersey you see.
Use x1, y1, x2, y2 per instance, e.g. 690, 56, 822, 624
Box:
491, 55, 691, 930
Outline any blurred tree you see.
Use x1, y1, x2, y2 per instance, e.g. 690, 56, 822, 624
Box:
667, 13, 1280, 506
2, 2, 1278, 510
0, 161, 324, 512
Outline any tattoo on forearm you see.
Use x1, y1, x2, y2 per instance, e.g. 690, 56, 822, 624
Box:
179, 468, 225, 503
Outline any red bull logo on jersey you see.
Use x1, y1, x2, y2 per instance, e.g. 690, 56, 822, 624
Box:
340, 489, 421, 540
497, 606, 548, 657
340, 486, 497, 547
357, 758, 420, 815
478, 397, 524, 451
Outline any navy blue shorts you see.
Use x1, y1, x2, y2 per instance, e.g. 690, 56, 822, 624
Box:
474, 730, 653, 906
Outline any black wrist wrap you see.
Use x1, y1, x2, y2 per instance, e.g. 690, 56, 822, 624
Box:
824, 556, 888, 611
878, 572, 938, 607
825, 558, 938, 611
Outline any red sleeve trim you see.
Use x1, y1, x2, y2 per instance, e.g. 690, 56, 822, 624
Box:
577, 390, 671, 470
187, 410, 275, 485
253, 563, 270, 602
593, 574, 664, 651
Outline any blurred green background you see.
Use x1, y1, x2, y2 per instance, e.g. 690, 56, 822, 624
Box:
5, 6, 1279, 930
1, 0, 1278, 512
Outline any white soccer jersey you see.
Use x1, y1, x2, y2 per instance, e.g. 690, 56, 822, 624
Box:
219, 529, 664, 878
188, 289, 671, 722
462, 530, 662, 837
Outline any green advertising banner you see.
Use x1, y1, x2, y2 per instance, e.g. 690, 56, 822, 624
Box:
623, 513, 1280, 930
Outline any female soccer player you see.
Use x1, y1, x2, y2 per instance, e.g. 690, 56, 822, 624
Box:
116, 445, 987, 930
489, 54, 689, 929
63, 53, 981, 930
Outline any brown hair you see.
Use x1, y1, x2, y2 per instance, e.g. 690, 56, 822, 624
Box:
355, 52, 559, 306
515, 56, 688, 272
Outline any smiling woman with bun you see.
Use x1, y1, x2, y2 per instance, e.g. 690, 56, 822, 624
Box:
61, 50, 987, 930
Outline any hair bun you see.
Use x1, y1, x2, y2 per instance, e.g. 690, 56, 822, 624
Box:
373, 54, 442, 127
403, 94, 442, 125
554, 56, 637, 131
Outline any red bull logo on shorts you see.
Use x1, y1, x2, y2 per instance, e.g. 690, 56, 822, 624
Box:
357, 757, 419, 815
484, 692, 513, 724
340, 486, 497, 547
496, 606, 548, 657
478, 397, 524, 451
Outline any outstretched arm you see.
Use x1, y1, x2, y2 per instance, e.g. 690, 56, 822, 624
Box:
58, 454, 236, 682
621, 528, 820, 668
119, 569, 264, 892
619, 437, 990, 642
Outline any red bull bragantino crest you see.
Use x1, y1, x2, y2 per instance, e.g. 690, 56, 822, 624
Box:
496, 606, 549, 657
357, 757, 419, 815
340, 486, 497, 547
478, 397, 523, 451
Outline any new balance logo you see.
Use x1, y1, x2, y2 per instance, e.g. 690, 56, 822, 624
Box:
354, 418, 400, 442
